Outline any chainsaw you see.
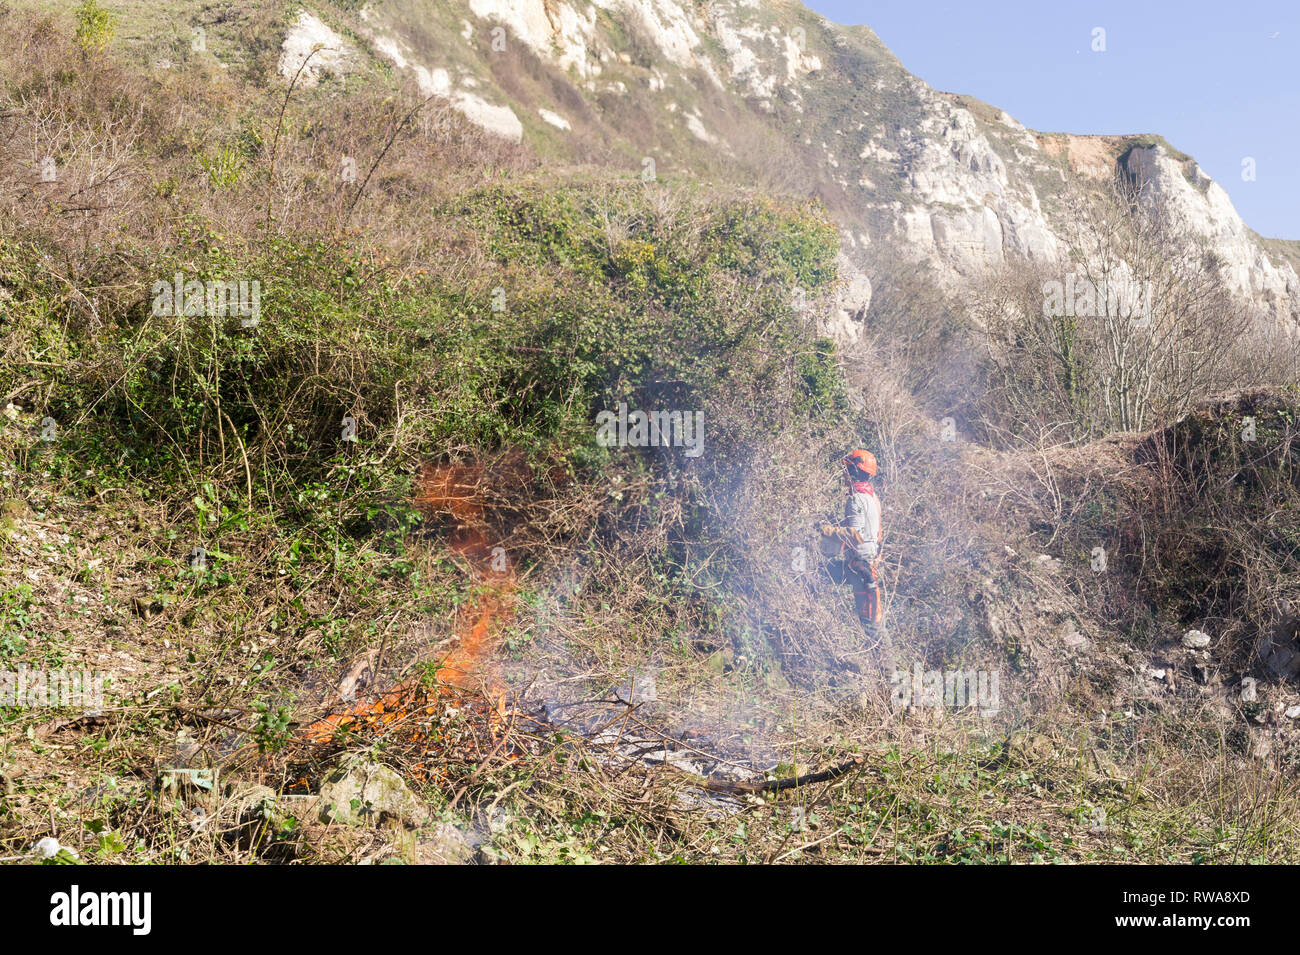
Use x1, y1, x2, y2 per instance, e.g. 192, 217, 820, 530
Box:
812, 514, 859, 558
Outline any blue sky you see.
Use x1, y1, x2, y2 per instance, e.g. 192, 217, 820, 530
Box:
804, 0, 1299, 239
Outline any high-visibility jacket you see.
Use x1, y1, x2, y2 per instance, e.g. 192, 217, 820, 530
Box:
842, 480, 881, 561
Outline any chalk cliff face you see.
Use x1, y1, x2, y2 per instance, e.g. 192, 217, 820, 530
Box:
297, 0, 1300, 330
887, 80, 1060, 276
1122, 146, 1300, 315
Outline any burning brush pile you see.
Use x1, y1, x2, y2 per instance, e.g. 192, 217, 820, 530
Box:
283, 457, 525, 789
278, 451, 857, 809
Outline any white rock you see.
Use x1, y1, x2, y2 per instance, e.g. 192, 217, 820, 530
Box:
1060, 622, 1089, 650
32, 837, 76, 860
538, 108, 571, 131
365, 33, 519, 142
1286, 705, 1300, 720
593, 0, 703, 69
1182, 629, 1212, 649
1125, 146, 1299, 322
279, 11, 350, 86
820, 255, 872, 345
453, 92, 523, 142
469, 0, 599, 77
684, 112, 717, 144
1241, 677, 1258, 703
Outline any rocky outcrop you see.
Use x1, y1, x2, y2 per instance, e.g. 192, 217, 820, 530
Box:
889, 86, 1058, 276
357, 5, 524, 142
469, 0, 599, 76
822, 254, 872, 344
1124, 145, 1299, 322
279, 11, 352, 85
707, 1, 821, 108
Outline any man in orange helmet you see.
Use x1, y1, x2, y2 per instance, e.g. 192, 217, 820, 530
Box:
818, 449, 885, 645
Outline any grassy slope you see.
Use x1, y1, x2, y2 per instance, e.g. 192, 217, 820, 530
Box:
3, 2, 1300, 865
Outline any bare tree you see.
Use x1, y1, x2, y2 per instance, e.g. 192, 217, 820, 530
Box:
977, 171, 1254, 441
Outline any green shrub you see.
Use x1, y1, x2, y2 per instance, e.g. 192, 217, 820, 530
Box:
74, 0, 114, 54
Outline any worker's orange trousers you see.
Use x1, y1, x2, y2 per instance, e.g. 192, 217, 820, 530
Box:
847, 556, 883, 635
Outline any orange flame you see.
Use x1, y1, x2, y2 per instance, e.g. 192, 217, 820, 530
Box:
300, 459, 517, 752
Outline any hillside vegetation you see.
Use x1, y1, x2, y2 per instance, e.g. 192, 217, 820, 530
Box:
3, 3, 1300, 865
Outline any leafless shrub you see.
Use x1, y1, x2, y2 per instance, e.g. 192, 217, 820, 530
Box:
975, 173, 1263, 444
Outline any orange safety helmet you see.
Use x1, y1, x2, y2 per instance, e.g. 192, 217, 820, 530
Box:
844, 448, 878, 479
